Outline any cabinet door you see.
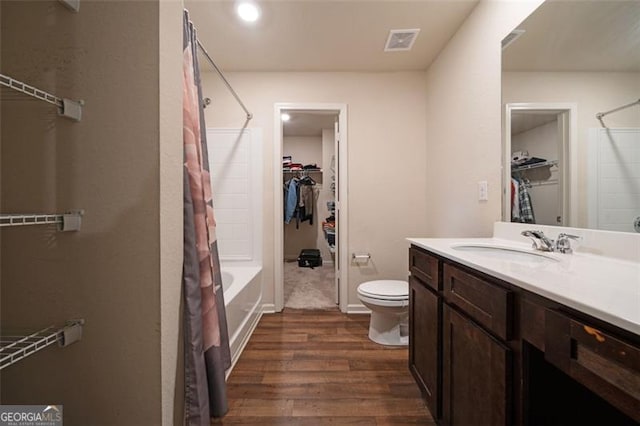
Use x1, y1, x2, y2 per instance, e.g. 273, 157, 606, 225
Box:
443, 304, 511, 426
409, 275, 441, 420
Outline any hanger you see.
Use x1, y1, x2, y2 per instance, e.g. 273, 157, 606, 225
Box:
300, 175, 316, 185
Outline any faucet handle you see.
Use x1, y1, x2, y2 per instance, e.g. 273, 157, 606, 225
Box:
521, 230, 540, 250
555, 233, 581, 254
521, 230, 555, 251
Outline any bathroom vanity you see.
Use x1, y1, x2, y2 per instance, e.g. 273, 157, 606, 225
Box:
407, 229, 639, 425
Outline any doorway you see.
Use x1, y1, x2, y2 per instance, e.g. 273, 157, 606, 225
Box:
503, 103, 578, 227
274, 103, 348, 312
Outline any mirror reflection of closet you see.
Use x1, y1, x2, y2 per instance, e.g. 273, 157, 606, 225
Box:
510, 111, 563, 226
282, 111, 338, 310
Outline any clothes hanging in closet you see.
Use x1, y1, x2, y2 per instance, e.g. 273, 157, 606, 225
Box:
283, 176, 316, 229
284, 178, 298, 224
299, 183, 315, 225
511, 177, 535, 223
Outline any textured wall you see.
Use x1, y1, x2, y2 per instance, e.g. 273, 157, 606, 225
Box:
0, 1, 182, 424
423, 0, 544, 237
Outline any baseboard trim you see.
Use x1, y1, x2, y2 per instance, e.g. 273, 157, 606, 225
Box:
347, 304, 371, 314
262, 303, 277, 314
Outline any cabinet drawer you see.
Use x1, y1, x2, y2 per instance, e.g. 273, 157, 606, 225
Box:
443, 264, 512, 341
409, 247, 440, 291
545, 310, 640, 422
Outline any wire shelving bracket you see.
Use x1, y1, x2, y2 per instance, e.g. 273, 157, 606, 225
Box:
0, 319, 84, 370
0, 210, 84, 232
0, 74, 83, 121
58, 0, 80, 12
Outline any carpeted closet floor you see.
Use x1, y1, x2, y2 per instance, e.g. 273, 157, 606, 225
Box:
283, 261, 336, 309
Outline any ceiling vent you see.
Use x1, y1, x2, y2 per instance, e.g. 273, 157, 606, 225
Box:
384, 29, 420, 52
502, 29, 525, 50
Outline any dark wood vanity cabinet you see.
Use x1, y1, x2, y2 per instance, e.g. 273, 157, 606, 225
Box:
409, 275, 440, 419
545, 310, 640, 422
441, 263, 513, 426
408, 249, 442, 419
409, 244, 640, 426
442, 304, 511, 426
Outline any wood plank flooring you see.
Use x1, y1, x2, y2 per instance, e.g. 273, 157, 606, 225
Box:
214, 309, 435, 425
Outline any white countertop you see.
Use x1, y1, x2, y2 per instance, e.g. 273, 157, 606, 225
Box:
407, 237, 640, 336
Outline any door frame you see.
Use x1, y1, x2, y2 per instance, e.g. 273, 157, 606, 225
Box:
273, 102, 348, 312
503, 102, 578, 226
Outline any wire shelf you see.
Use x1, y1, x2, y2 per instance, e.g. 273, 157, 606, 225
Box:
0, 73, 83, 121
512, 160, 558, 173
0, 320, 84, 370
0, 211, 83, 231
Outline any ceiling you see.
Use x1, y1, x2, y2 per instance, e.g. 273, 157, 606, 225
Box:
511, 112, 557, 136
503, 0, 640, 72
184, 0, 478, 72
283, 111, 337, 137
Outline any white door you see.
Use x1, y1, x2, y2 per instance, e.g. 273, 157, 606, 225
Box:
334, 117, 340, 305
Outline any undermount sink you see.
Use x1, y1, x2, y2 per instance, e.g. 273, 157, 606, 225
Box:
451, 243, 559, 263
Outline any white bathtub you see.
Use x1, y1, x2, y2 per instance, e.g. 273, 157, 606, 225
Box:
221, 264, 262, 377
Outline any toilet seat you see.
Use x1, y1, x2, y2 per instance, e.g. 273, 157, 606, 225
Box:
357, 280, 408, 301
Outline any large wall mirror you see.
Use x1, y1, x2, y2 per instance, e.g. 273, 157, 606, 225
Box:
502, 1, 640, 233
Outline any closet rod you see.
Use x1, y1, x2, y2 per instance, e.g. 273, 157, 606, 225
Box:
526, 179, 558, 188
0, 73, 83, 121
0, 211, 83, 231
0, 319, 84, 370
196, 39, 253, 121
596, 98, 640, 127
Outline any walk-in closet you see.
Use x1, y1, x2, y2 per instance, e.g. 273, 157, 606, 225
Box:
282, 111, 338, 309
509, 111, 563, 226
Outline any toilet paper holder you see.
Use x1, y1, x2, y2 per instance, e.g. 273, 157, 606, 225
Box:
352, 253, 371, 261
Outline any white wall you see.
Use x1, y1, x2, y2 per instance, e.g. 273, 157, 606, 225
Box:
503, 71, 640, 227
283, 136, 323, 168
202, 72, 428, 307
423, 0, 544, 237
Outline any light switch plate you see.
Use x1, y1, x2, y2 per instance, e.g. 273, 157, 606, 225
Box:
478, 181, 488, 201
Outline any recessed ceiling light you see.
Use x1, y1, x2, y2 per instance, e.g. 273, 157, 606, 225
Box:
281, 113, 291, 122
237, 2, 260, 23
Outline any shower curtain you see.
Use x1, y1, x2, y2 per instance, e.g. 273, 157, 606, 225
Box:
182, 10, 231, 424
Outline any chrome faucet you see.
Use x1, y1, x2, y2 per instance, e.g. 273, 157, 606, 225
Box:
521, 230, 581, 253
555, 233, 581, 254
521, 230, 555, 252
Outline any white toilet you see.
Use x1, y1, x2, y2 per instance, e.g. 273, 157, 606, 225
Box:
357, 280, 409, 346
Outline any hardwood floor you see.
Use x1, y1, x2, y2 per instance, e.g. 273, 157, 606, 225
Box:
214, 309, 435, 425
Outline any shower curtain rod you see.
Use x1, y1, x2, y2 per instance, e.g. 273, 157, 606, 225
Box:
596, 98, 640, 126
196, 39, 253, 121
